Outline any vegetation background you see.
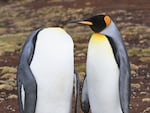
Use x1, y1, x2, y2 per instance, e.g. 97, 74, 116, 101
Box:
0, 0, 149, 113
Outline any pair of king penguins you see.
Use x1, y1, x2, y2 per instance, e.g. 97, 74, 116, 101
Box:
17, 15, 130, 113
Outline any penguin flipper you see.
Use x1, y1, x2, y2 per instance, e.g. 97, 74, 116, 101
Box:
17, 79, 24, 113
118, 50, 131, 113
17, 29, 42, 113
107, 35, 131, 113
81, 76, 90, 113
74, 70, 80, 113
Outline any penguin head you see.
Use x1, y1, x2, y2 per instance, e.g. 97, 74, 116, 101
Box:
77, 15, 111, 33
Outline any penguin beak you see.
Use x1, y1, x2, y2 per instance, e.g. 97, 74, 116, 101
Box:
77, 21, 93, 25
69, 20, 93, 26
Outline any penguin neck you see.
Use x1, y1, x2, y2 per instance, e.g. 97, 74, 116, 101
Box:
101, 20, 120, 37
101, 20, 123, 45
90, 33, 108, 45
88, 33, 115, 62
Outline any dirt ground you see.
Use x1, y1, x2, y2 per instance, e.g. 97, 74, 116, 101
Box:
0, 0, 149, 113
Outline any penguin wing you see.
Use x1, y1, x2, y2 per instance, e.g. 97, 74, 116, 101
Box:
74, 70, 80, 113
81, 75, 90, 113
101, 20, 130, 113
117, 45, 131, 113
17, 28, 42, 113
107, 35, 131, 113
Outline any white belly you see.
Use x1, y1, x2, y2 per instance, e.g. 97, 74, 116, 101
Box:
86, 34, 122, 113
29, 28, 74, 113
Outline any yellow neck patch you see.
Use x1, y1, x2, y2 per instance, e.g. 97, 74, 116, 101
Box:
89, 33, 113, 55
90, 33, 107, 44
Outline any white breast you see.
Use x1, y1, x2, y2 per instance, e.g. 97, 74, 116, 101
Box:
86, 34, 122, 113
30, 28, 74, 113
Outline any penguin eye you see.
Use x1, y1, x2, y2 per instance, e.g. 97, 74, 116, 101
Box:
104, 16, 111, 26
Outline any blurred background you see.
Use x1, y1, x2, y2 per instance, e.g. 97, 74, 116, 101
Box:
0, 0, 149, 113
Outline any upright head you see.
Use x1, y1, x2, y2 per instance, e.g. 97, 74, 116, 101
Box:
76, 15, 111, 33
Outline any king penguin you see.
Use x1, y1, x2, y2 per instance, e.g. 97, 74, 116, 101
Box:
75, 15, 131, 113
17, 28, 79, 113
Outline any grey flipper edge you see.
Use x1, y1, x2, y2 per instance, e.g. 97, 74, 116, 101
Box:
17, 28, 42, 113
74, 70, 80, 113
81, 75, 90, 113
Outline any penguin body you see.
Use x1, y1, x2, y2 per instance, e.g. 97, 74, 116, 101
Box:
86, 33, 122, 113
17, 28, 79, 113
77, 15, 130, 113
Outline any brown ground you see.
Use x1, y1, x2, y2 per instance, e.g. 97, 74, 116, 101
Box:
0, 0, 149, 113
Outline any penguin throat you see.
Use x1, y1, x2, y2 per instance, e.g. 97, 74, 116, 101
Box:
91, 33, 107, 43
90, 26, 105, 33
92, 33, 105, 38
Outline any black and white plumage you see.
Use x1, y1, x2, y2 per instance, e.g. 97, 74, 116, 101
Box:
17, 28, 79, 113
76, 15, 131, 113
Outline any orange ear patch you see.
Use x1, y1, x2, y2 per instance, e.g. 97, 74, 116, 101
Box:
104, 16, 111, 26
